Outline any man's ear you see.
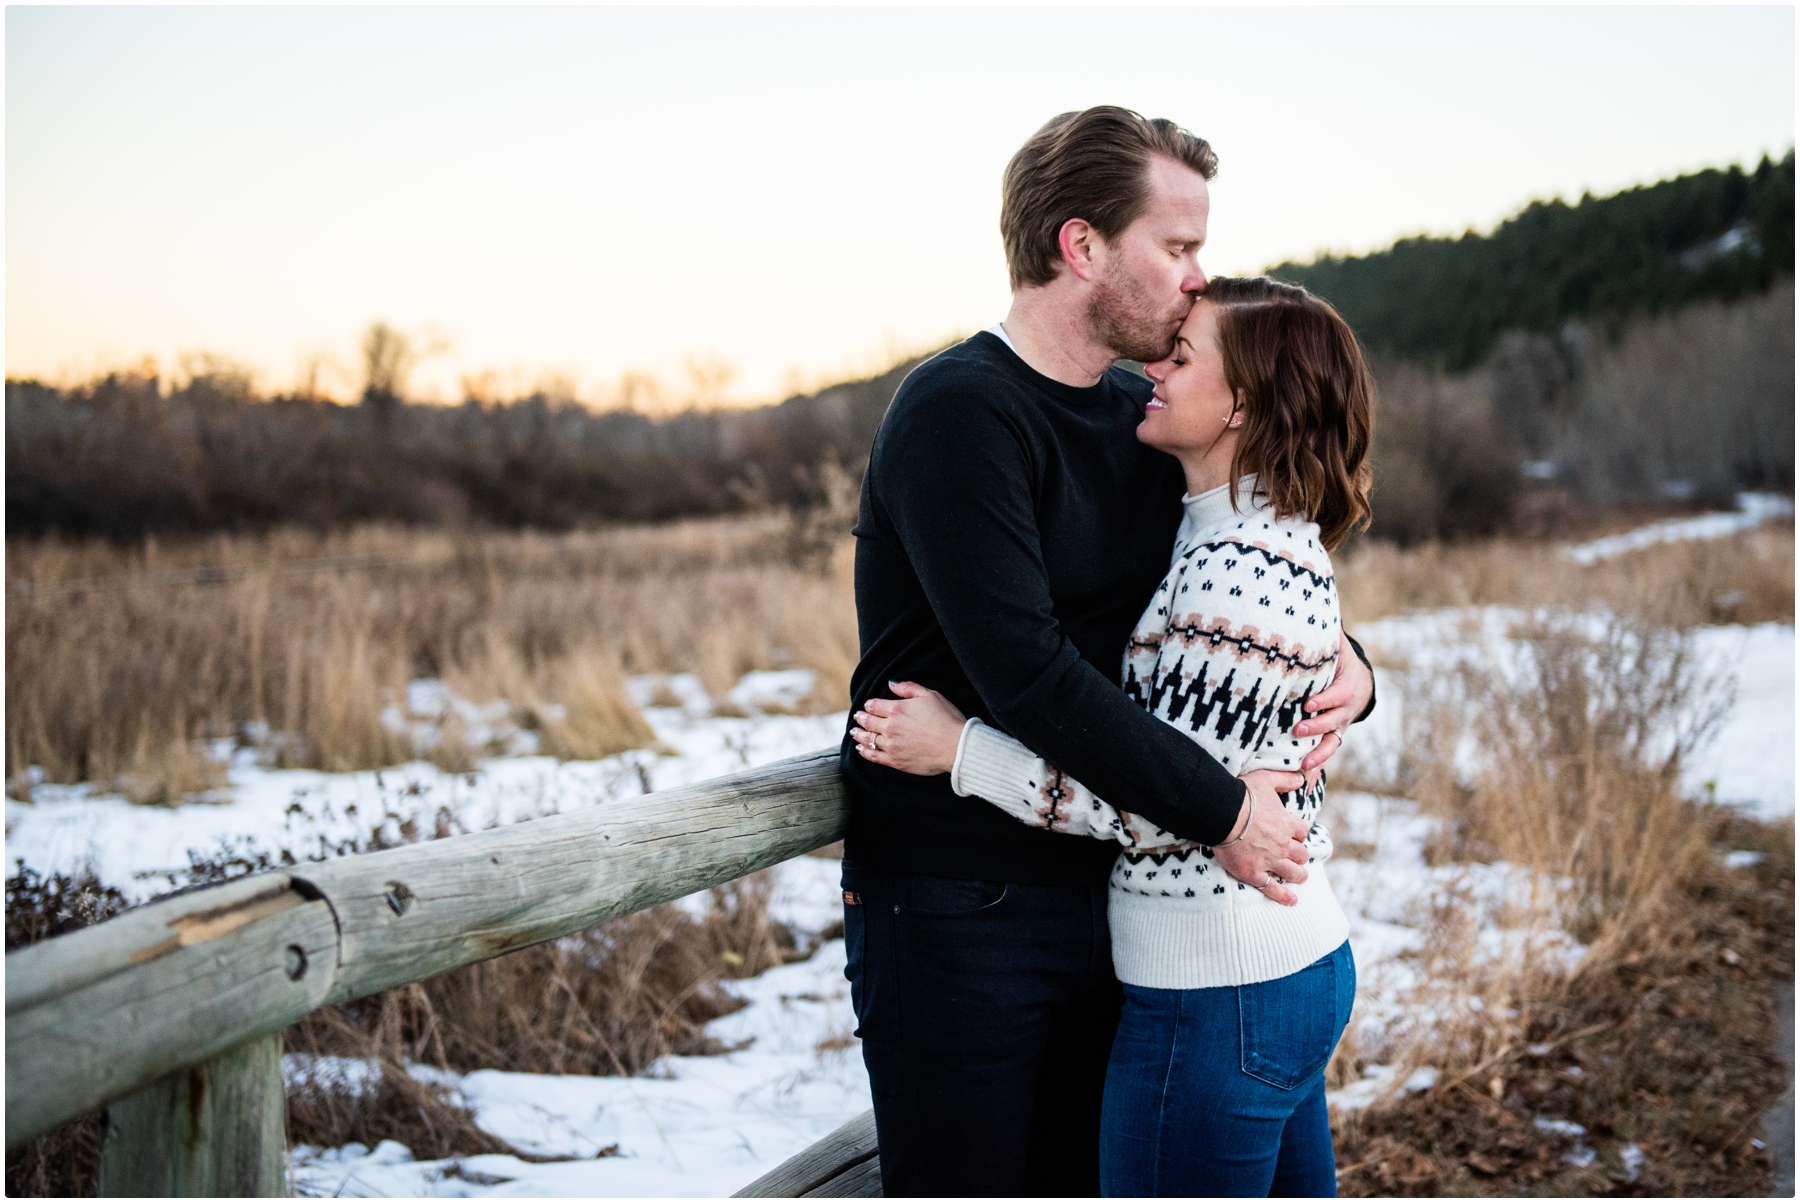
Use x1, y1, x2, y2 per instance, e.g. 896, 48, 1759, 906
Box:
1057, 218, 1101, 283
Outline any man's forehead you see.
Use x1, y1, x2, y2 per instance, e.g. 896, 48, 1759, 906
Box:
1141, 156, 1210, 232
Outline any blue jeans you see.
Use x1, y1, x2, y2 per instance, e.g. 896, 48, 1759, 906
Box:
1099, 941, 1356, 1198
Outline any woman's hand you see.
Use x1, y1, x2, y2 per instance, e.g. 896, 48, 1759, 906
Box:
1211, 769, 1311, 906
852, 681, 967, 776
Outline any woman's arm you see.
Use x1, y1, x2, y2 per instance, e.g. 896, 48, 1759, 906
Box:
852, 684, 1227, 848
853, 682, 1306, 903
952, 718, 1187, 847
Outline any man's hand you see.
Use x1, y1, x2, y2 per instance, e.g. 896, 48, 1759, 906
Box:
1294, 623, 1374, 775
1211, 769, 1311, 906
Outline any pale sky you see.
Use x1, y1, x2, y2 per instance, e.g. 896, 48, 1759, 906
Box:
7, 5, 1794, 407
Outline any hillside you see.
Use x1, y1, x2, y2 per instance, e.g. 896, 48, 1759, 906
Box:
1270, 152, 1794, 369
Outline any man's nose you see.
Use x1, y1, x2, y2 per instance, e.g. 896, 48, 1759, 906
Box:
1186, 263, 1209, 296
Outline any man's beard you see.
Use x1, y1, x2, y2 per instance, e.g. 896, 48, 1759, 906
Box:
1087, 263, 1190, 363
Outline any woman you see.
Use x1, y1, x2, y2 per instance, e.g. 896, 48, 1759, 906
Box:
849, 276, 1374, 1197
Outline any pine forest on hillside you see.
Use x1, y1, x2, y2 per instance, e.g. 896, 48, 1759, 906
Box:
1270, 151, 1795, 369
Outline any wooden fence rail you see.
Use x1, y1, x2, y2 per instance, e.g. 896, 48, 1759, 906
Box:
5, 747, 849, 1180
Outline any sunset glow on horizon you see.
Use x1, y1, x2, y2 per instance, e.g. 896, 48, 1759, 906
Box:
7, 6, 1793, 408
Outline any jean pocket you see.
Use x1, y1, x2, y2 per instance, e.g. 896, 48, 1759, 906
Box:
899, 875, 1008, 915
1238, 947, 1346, 1091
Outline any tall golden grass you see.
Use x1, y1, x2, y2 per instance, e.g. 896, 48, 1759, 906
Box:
1336, 522, 1793, 630
6, 515, 859, 802
10, 513, 1788, 806
1328, 607, 1793, 1195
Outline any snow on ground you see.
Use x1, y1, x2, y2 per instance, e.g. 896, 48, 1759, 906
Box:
289, 863, 868, 1198
1346, 612, 1794, 820
5, 504, 1793, 1196
6, 672, 846, 901
9, 674, 865, 1197
1562, 491, 1792, 565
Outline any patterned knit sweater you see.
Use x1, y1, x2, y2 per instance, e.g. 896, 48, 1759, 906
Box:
951, 477, 1350, 989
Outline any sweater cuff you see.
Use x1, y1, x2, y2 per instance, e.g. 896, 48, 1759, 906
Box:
951, 719, 1041, 805
950, 718, 982, 796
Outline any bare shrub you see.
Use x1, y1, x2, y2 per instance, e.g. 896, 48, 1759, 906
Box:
4, 1114, 105, 1199
5, 863, 130, 951
283, 1054, 527, 1163
1345, 615, 1726, 1077
4, 865, 133, 1196
1331, 608, 1791, 1195
1366, 362, 1524, 545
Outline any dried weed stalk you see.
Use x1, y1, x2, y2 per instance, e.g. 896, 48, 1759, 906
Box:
1331, 610, 1791, 1195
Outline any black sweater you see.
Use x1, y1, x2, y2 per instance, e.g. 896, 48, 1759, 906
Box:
842, 331, 1252, 886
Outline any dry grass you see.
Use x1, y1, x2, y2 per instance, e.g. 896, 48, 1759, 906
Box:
1329, 607, 1794, 1195
284, 870, 808, 1161
6, 513, 859, 801
9, 506, 1786, 804
1337, 522, 1794, 629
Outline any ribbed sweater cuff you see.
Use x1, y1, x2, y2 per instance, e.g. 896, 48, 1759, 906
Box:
950, 719, 1038, 804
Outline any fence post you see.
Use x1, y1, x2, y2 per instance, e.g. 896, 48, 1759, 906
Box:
97, 1033, 286, 1197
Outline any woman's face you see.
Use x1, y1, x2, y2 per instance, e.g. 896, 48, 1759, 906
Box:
1138, 300, 1239, 455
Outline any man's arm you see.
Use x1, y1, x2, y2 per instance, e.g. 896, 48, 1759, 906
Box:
875, 394, 1259, 846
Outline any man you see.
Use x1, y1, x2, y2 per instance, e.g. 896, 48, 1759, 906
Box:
840, 106, 1375, 1196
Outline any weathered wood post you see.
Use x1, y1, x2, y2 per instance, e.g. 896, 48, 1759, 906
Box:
734, 1109, 882, 1197
6, 749, 852, 1195
98, 1034, 287, 1197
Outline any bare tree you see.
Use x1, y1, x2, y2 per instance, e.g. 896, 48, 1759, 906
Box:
360, 322, 415, 422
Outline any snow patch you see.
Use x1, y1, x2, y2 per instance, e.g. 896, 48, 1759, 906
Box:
1562, 492, 1792, 566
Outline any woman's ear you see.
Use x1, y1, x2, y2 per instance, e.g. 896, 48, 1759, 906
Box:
1227, 393, 1247, 428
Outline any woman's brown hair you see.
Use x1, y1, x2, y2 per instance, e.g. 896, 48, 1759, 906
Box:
1205, 276, 1374, 550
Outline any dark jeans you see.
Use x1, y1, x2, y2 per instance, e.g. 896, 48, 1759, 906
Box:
1098, 940, 1356, 1198
840, 861, 1122, 1197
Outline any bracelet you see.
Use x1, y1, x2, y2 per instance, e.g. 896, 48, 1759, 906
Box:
948, 717, 983, 797
1218, 785, 1255, 846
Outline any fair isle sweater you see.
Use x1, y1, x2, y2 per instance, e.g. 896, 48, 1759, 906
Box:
951, 478, 1351, 990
